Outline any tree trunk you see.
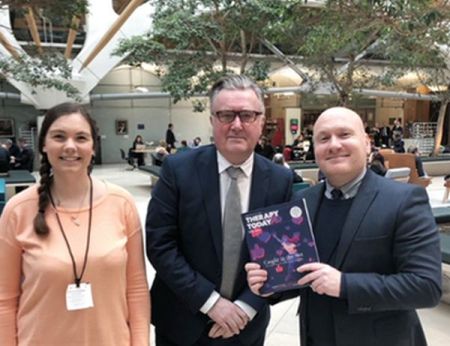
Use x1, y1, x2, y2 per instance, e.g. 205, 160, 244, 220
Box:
433, 100, 448, 156
239, 29, 247, 74
339, 92, 348, 106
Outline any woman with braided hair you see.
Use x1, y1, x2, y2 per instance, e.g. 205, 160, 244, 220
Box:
0, 102, 150, 345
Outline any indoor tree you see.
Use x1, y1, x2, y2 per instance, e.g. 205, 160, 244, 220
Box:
114, 0, 297, 111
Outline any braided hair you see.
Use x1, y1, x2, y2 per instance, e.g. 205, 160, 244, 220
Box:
33, 102, 98, 236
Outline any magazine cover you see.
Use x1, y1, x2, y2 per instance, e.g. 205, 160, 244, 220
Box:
242, 199, 319, 294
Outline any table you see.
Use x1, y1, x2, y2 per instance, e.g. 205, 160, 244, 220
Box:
131, 148, 156, 153
3, 170, 36, 200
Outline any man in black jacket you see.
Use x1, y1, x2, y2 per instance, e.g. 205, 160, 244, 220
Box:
247, 107, 441, 346
12, 137, 34, 172
0, 144, 10, 175
165, 123, 176, 153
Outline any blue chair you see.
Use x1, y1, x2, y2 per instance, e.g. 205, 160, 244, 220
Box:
0, 178, 5, 215
292, 182, 311, 192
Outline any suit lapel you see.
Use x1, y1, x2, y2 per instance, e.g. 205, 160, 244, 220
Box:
333, 171, 379, 268
248, 156, 269, 210
302, 183, 325, 226
197, 147, 223, 260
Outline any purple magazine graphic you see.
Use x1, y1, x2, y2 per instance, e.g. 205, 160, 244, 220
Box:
242, 199, 319, 294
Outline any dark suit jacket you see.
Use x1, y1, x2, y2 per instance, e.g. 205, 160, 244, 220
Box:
288, 170, 442, 346
146, 145, 293, 345
165, 128, 176, 148
13, 147, 33, 172
0, 147, 10, 174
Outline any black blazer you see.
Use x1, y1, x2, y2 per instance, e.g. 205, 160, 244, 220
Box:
146, 145, 293, 345
290, 170, 442, 346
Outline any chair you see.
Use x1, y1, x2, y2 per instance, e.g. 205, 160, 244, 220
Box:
385, 167, 411, 183
0, 178, 5, 215
379, 148, 395, 158
381, 152, 431, 187
292, 182, 311, 192
120, 149, 136, 170
151, 152, 166, 167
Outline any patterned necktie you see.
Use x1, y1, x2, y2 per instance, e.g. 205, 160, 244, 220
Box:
220, 166, 243, 299
331, 188, 343, 200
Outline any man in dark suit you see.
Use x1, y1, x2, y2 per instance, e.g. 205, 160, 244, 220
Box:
11, 137, 34, 172
379, 123, 391, 147
0, 143, 10, 175
165, 123, 176, 153
146, 75, 293, 345
247, 107, 442, 346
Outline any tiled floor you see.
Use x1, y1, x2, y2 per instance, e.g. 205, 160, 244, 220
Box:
92, 164, 450, 345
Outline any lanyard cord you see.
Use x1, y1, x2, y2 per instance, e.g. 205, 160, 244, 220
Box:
49, 176, 93, 287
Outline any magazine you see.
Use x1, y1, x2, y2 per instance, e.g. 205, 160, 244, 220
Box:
242, 199, 319, 294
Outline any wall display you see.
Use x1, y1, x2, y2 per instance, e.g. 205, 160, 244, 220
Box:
0, 119, 14, 137
116, 119, 128, 135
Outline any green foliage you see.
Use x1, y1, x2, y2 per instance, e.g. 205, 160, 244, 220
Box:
265, 0, 450, 104
115, 0, 290, 110
0, 1, 87, 100
0, 53, 80, 99
113, 0, 450, 111
247, 61, 270, 82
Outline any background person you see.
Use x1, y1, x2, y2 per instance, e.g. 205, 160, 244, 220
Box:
443, 174, 450, 203
11, 137, 34, 172
254, 136, 275, 160
407, 145, 427, 177
392, 131, 405, 153
132, 135, 146, 166
368, 150, 387, 176
192, 136, 202, 148
379, 122, 391, 147
146, 75, 293, 346
177, 139, 191, 153
272, 153, 303, 183
165, 123, 176, 153
4, 138, 20, 165
152, 140, 169, 166
0, 102, 150, 345
0, 141, 10, 175
246, 107, 441, 346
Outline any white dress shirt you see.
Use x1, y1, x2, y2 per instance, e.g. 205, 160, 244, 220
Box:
199, 151, 257, 319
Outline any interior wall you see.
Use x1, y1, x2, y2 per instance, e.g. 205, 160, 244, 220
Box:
0, 81, 39, 143
376, 98, 404, 126
90, 66, 212, 164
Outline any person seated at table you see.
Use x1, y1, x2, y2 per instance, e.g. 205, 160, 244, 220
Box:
191, 136, 202, 148
368, 151, 387, 176
292, 133, 305, 147
0, 142, 10, 176
273, 153, 303, 183
4, 139, 20, 168
177, 140, 191, 153
443, 174, 450, 203
152, 140, 169, 166
255, 136, 275, 160
132, 135, 145, 166
392, 132, 405, 153
11, 137, 34, 172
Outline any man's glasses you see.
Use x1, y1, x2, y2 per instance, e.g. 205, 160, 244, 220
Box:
213, 110, 263, 124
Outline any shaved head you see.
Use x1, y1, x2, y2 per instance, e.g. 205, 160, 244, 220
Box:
313, 107, 370, 187
314, 107, 365, 135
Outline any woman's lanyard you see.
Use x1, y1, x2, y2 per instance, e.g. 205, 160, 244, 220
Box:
49, 176, 93, 287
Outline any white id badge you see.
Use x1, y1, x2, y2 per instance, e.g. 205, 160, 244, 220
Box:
66, 283, 94, 311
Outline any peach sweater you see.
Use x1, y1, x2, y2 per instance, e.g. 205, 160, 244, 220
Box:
0, 183, 150, 345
